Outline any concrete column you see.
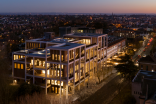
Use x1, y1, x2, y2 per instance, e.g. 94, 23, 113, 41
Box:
60, 50, 61, 80
66, 82, 68, 100
89, 49, 90, 76
73, 49, 75, 94
12, 53, 14, 79
33, 57, 35, 84
67, 50, 69, 80
60, 81, 62, 103
25, 55, 26, 82
101, 36, 102, 48
45, 47, 47, 95
79, 49, 81, 89
84, 46, 86, 86
45, 79, 47, 95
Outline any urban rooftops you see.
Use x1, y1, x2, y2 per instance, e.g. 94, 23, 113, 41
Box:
132, 70, 156, 83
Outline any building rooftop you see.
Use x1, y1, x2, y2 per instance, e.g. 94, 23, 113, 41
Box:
133, 70, 156, 99
26, 37, 79, 43
138, 55, 156, 64
133, 70, 156, 83
27, 49, 51, 57
64, 33, 106, 37
47, 42, 85, 50
108, 35, 125, 47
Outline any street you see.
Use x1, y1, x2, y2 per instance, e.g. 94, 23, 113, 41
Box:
132, 38, 153, 62
81, 74, 126, 104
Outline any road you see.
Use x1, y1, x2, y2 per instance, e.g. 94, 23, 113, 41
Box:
132, 38, 153, 62
81, 75, 126, 104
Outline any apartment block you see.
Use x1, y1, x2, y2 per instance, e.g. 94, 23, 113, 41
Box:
132, 70, 156, 104
138, 55, 156, 72
107, 35, 126, 58
12, 33, 108, 99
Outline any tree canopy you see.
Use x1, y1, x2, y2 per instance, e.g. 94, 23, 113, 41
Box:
17, 83, 42, 97
115, 54, 138, 81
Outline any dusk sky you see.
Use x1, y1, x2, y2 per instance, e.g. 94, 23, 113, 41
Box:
0, 0, 156, 13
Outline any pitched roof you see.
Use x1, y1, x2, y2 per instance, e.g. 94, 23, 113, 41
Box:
138, 55, 156, 64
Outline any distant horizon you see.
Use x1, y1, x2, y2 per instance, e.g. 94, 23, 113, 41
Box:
1, 0, 156, 14
0, 12, 156, 15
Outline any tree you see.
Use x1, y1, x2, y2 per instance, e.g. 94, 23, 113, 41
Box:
115, 59, 138, 82
17, 83, 42, 97
16, 92, 51, 104
0, 55, 16, 104
95, 63, 103, 83
119, 54, 131, 63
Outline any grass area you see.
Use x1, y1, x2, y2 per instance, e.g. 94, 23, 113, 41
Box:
109, 83, 131, 104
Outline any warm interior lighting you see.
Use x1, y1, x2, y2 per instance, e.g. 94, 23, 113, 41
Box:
114, 63, 118, 65
13, 80, 17, 84
47, 70, 49, 75
42, 70, 45, 74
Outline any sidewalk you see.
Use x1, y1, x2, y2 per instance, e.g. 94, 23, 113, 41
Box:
72, 69, 118, 102
46, 70, 118, 103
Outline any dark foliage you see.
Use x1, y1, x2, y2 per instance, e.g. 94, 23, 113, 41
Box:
17, 83, 42, 97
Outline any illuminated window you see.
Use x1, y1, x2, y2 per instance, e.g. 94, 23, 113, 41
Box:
21, 55, 23, 58
47, 63, 50, 67
18, 64, 20, 69
31, 59, 33, 65
18, 55, 20, 59
61, 71, 63, 77
58, 64, 60, 68
42, 70, 45, 74
14, 55, 15, 60
15, 55, 18, 60
21, 64, 23, 69
58, 81, 60, 85
58, 55, 60, 61
52, 54, 54, 60
61, 55, 64, 61
61, 81, 63, 86
55, 80, 57, 85
58, 70, 59, 76
61, 65, 63, 69
47, 70, 49, 75
55, 54, 57, 60
43, 61, 45, 67
51, 80, 54, 85
14, 63, 17, 68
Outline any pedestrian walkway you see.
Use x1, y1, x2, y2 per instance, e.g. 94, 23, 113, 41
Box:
72, 69, 118, 102
46, 69, 118, 104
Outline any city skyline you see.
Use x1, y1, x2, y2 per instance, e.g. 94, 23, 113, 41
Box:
0, 0, 156, 13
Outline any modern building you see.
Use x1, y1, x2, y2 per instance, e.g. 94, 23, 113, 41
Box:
59, 26, 103, 37
132, 70, 156, 104
107, 35, 126, 58
12, 32, 108, 99
59, 27, 71, 37
109, 29, 138, 39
